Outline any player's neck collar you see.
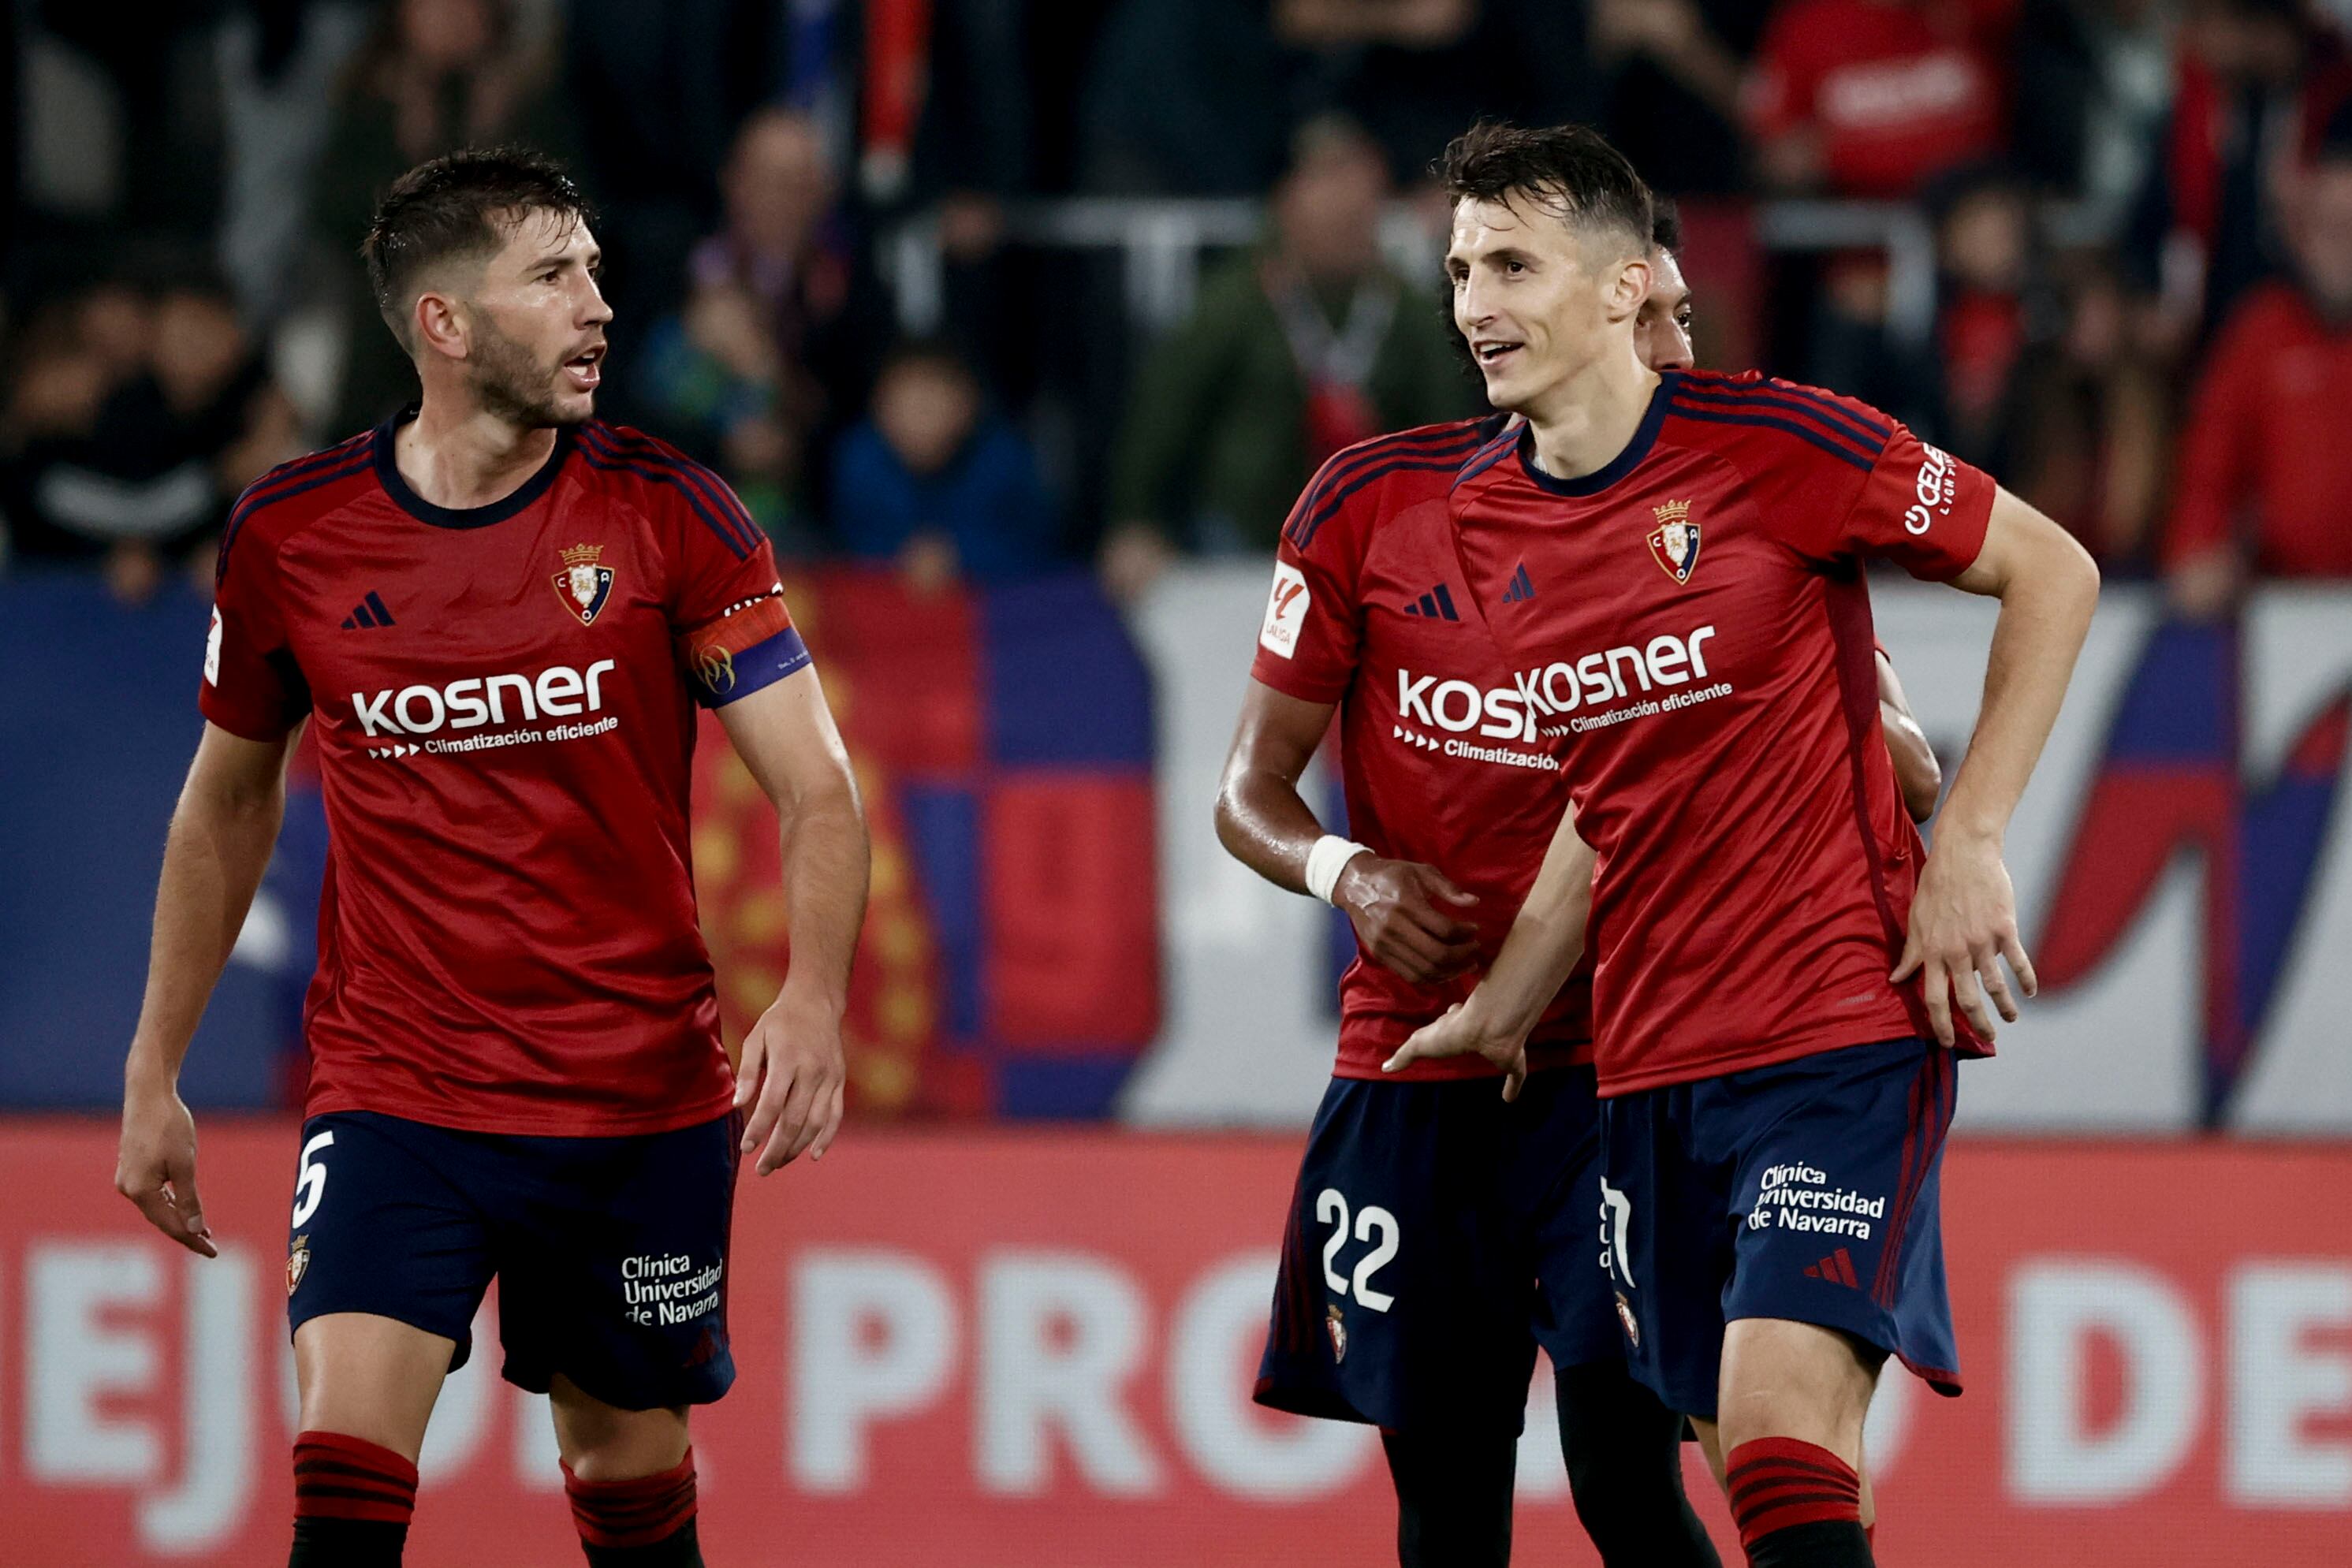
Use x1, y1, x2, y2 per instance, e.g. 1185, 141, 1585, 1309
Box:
374, 407, 576, 531
1514, 369, 1676, 499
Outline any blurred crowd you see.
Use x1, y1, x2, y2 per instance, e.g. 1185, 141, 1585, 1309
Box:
6, 0, 2352, 613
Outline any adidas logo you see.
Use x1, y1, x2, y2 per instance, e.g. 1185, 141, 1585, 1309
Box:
341, 591, 397, 630
1500, 563, 1536, 604
1802, 1248, 1861, 1288
1402, 583, 1461, 621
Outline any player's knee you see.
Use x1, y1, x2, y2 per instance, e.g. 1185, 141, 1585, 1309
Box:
1716, 1317, 1879, 1454
550, 1380, 691, 1481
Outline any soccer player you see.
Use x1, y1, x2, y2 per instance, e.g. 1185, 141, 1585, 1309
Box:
1386, 123, 2098, 1568
113, 150, 870, 1568
1217, 213, 1937, 1565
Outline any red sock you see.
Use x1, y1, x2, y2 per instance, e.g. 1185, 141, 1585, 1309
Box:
293, 1430, 418, 1527
1724, 1436, 1862, 1550
563, 1449, 699, 1552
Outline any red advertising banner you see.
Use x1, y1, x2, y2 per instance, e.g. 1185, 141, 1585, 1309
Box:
3, 1124, 2346, 1566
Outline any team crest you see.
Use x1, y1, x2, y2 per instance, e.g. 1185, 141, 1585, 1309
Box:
1325, 1304, 1348, 1362
1614, 1291, 1640, 1348
287, 1235, 311, 1297
553, 543, 616, 625
1646, 500, 1701, 585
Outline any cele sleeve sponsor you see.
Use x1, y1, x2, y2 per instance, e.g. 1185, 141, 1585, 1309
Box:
1258, 564, 1310, 660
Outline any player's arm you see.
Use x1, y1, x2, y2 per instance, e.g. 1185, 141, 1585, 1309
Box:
1377, 799, 1596, 1100
117, 721, 300, 1257
1894, 487, 2100, 1044
716, 669, 870, 1175
1215, 680, 1482, 985
1877, 649, 1940, 823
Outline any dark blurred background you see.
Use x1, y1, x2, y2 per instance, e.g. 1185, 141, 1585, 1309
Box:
9, 0, 2352, 616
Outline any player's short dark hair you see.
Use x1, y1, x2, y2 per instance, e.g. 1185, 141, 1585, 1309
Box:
1651, 196, 1682, 255
1437, 121, 1654, 259
362, 147, 595, 350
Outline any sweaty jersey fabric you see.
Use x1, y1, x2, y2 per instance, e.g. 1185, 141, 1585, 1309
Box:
201, 415, 810, 1135
1449, 368, 1994, 1095
1252, 417, 1594, 1082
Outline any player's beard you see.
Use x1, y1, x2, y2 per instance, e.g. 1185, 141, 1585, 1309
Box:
467, 312, 590, 430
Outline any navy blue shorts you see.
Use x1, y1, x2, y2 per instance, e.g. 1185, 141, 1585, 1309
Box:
1598, 1037, 1962, 1421
284, 1110, 740, 1410
1256, 1066, 1622, 1436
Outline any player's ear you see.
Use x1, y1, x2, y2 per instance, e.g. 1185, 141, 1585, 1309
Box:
411, 289, 468, 363
1603, 249, 1652, 324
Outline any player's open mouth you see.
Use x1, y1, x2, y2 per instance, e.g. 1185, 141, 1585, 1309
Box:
1474, 341, 1522, 370
563, 345, 605, 390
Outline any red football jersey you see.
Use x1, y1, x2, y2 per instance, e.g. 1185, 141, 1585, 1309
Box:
1449, 369, 1995, 1095
1251, 417, 1595, 1082
200, 416, 811, 1135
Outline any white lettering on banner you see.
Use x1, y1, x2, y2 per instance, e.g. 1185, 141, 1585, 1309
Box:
1166, 1253, 1374, 1498
792, 1251, 958, 1492
28, 1244, 161, 1481
2008, 1261, 2204, 1503
2227, 1264, 2352, 1506
978, 1253, 1161, 1495
138, 1249, 253, 1555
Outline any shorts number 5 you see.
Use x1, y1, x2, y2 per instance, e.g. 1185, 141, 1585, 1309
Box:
291, 1130, 335, 1227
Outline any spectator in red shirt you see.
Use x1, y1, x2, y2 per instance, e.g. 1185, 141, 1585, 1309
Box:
1749, 0, 2007, 196
2166, 136, 2352, 612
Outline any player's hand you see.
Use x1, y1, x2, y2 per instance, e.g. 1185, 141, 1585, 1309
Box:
1381, 1002, 1530, 1102
1892, 827, 2037, 1047
735, 989, 848, 1175
116, 1082, 218, 1257
1333, 856, 1482, 985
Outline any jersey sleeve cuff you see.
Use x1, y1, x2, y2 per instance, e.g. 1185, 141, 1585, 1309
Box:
199, 689, 302, 742
1249, 657, 1350, 706
688, 626, 812, 707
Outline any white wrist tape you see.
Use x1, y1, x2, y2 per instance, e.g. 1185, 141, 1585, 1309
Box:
1304, 836, 1372, 905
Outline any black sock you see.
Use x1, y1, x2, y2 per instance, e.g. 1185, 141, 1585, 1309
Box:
289, 1430, 415, 1568
580, 1518, 703, 1566
1381, 1426, 1515, 1568
1555, 1360, 1722, 1568
1746, 1519, 1876, 1567
1725, 1437, 1873, 1568
565, 1451, 703, 1566
289, 1515, 410, 1567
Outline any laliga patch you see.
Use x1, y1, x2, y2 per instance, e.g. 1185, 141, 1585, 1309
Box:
1259, 562, 1310, 660
1325, 1304, 1348, 1362
204, 607, 223, 686
554, 542, 616, 626
1646, 500, 1701, 585
287, 1234, 311, 1296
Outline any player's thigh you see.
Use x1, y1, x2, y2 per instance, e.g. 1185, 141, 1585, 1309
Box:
294, 1312, 460, 1460
547, 1371, 691, 1481
1258, 1077, 1538, 1434
283, 1112, 498, 1454
496, 1114, 742, 1413
1597, 1086, 1737, 1421
1716, 1037, 1962, 1413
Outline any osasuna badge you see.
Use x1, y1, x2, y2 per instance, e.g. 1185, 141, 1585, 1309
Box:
1646, 500, 1701, 585
1325, 1303, 1348, 1362
554, 543, 616, 625
287, 1234, 311, 1296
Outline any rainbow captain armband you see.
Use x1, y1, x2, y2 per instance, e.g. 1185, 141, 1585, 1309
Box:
679, 586, 813, 706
